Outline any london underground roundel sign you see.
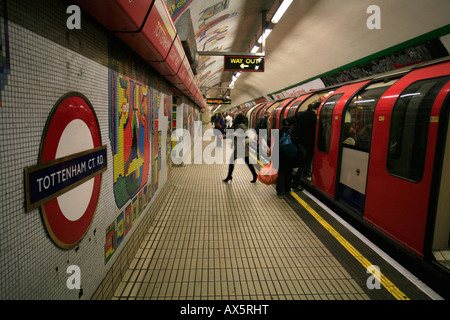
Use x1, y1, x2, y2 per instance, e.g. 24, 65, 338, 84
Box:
24, 92, 107, 249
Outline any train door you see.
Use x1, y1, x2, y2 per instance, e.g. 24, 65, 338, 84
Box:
286, 103, 299, 118
252, 103, 267, 129
279, 97, 298, 127
285, 93, 314, 119
337, 80, 397, 214
312, 81, 371, 198
429, 92, 450, 264
364, 61, 450, 256
246, 104, 261, 155
272, 102, 284, 131
266, 100, 283, 134
246, 104, 260, 127
272, 98, 294, 130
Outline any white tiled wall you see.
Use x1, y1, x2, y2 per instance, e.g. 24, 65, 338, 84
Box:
0, 0, 199, 300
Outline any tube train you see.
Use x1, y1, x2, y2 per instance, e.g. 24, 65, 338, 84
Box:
237, 57, 450, 268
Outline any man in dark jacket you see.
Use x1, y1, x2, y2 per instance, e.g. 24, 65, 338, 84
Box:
276, 117, 297, 197
256, 110, 269, 128
291, 101, 320, 190
255, 110, 271, 157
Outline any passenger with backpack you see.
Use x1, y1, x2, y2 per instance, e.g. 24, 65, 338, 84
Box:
276, 117, 297, 198
214, 113, 225, 147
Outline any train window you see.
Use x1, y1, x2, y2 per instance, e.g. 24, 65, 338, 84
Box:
299, 90, 335, 115
342, 80, 396, 150
317, 94, 343, 153
287, 105, 298, 117
287, 100, 303, 117
387, 76, 450, 182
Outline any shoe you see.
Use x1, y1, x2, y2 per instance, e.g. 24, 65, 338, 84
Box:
223, 177, 232, 183
251, 176, 257, 183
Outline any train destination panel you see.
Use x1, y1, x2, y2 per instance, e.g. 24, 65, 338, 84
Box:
207, 98, 231, 104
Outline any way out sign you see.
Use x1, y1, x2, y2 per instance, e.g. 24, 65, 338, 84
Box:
224, 56, 265, 72
24, 92, 107, 249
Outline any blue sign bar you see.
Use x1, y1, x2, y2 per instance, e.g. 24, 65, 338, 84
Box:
25, 146, 107, 212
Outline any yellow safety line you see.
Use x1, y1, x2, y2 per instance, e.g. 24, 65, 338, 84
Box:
251, 152, 408, 299
290, 192, 410, 300
250, 151, 264, 167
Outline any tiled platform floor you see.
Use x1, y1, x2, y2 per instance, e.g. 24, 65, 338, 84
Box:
112, 162, 369, 300
112, 128, 371, 300
111, 125, 438, 301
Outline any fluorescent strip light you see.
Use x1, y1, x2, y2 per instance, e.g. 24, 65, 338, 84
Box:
271, 0, 293, 24
257, 29, 272, 44
251, 45, 260, 53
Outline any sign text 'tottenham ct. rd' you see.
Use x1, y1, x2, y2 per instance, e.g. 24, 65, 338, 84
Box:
224, 56, 265, 72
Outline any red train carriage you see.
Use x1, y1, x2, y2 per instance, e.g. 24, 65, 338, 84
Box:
304, 57, 450, 260
312, 80, 371, 198
364, 59, 450, 257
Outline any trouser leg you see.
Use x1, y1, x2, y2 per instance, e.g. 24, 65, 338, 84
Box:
244, 156, 257, 179
226, 163, 234, 178
276, 166, 287, 196
292, 166, 301, 188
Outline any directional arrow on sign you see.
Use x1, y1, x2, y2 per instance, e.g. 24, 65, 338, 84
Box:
224, 56, 265, 72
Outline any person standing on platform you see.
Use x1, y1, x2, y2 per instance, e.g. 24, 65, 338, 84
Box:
291, 101, 320, 191
255, 110, 271, 157
214, 113, 225, 147
223, 114, 257, 183
225, 112, 233, 129
276, 117, 297, 198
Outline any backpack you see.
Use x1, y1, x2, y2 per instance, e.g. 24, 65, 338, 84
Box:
280, 129, 298, 158
214, 119, 223, 130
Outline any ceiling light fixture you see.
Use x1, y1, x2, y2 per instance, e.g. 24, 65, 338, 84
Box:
258, 28, 272, 44
271, 0, 293, 24
229, 71, 242, 88
251, 45, 260, 53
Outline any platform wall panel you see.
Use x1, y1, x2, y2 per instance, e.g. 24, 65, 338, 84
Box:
0, 0, 199, 300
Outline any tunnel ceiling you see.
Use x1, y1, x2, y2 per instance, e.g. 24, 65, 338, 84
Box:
166, 0, 450, 113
